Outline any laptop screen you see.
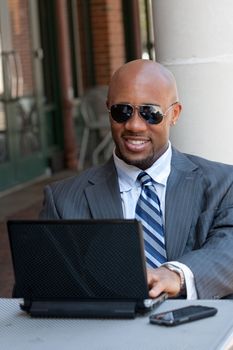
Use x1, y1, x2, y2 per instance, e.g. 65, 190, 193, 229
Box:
8, 219, 149, 302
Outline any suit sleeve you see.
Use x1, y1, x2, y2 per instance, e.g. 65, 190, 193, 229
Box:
178, 185, 233, 299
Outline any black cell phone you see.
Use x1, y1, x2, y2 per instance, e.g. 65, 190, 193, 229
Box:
149, 305, 217, 326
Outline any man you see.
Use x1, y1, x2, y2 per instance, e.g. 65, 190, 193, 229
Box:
40, 59, 233, 300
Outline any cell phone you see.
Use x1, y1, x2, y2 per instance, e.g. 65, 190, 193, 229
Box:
149, 305, 217, 326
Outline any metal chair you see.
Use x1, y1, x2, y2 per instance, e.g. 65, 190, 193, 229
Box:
78, 86, 113, 170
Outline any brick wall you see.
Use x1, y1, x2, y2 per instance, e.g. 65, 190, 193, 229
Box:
8, 0, 34, 95
90, 0, 125, 86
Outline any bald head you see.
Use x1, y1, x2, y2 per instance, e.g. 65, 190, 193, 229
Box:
107, 59, 179, 107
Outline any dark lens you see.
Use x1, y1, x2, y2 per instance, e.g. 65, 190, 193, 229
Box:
110, 104, 133, 123
139, 105, 163, 124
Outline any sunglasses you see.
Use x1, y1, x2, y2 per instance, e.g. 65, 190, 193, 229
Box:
109, 102, 178, 125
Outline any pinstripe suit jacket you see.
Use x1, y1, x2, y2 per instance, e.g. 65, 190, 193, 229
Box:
40, 148, 233, 299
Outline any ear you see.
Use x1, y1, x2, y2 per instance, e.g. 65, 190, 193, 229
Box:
171, 102, 182, 126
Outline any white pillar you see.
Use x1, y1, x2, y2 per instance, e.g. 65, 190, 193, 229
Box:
152, 0, 233, 164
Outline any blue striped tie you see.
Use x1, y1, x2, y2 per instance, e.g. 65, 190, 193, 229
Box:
135, 172, 167, 268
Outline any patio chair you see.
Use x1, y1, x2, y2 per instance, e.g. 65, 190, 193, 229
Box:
78, 86, 113, 170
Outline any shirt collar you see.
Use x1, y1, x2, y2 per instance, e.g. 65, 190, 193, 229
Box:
113, 141, 172, 192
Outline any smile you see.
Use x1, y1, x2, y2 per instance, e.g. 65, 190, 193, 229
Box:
123, 137, 150, 153
127, 139, 148, 145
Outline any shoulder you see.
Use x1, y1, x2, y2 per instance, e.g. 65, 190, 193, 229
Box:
185, 153, 233, 175
172, 147, 233, 173
47, 158, 117, 193
40, 158, 119, 218
172, 148, 233, 191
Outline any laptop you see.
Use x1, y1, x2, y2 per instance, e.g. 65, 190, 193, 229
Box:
7, 219, 167, 318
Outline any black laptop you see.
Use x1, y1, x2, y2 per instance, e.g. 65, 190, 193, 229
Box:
7, 219, 167, 318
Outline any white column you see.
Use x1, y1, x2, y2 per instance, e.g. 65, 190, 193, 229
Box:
152, 0, 233, 164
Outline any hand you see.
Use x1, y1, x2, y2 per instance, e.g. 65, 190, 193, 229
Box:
147, 267, 181, 298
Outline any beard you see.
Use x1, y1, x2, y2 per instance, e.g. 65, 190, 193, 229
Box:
116, 151, 156, 170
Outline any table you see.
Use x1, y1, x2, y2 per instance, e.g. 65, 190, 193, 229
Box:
1, 299, 233, 350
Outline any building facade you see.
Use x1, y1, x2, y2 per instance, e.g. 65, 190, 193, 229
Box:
2, 0, 232, 193
0, 0, 154, 192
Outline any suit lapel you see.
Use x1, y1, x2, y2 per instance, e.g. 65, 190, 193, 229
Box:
85, 158, 124, 219
165, 149, 201, 260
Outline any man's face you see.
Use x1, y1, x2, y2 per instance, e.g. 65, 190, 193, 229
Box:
107, 71, 180, 170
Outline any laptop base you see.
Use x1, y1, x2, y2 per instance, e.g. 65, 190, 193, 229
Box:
20, 300, 138, 319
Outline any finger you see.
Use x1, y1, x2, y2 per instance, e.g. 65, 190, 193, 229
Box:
147, 268, 158, 285
148, 283, 164, 298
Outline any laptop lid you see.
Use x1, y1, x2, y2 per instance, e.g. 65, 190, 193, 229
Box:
8, 219, 167, 317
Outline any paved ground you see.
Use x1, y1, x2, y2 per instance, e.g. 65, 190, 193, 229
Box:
0, 170, 76, 297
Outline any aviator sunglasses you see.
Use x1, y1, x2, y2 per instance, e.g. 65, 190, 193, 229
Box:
109, 102, 178, 125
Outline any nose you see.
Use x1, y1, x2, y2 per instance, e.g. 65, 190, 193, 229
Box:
124, 106, 147, 132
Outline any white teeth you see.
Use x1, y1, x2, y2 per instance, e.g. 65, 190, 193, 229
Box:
128, 140, 147, 145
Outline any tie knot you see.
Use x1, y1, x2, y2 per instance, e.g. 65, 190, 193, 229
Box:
137, 172, 153, 187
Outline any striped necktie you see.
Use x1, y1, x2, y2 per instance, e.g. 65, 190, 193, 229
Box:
135, 172, 167, 268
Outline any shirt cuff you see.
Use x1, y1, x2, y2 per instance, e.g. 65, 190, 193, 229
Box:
167, 261, 198, 300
